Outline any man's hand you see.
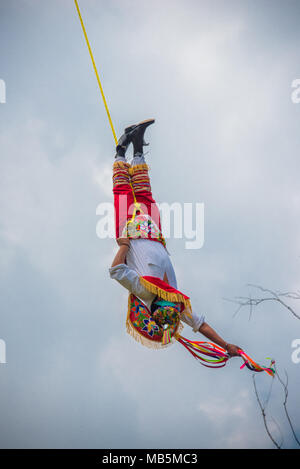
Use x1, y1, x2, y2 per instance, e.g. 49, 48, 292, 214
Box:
116, 237, 130, 248
225, 343, 242, 357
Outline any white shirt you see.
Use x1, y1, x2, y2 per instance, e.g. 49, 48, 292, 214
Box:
109, 262, 205, 333
126, 239, 178, 288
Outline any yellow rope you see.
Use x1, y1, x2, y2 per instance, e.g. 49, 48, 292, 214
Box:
74, 1, 142, 223
74, 0, 118, 145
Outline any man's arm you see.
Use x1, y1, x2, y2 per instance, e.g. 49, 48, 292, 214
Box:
199, 322, 241, 357
110, 239, 156, 304
111, 240, 130, 268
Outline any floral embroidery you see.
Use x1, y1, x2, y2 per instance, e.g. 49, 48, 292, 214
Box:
141, 318, 160, 337
122, 214, 166, 247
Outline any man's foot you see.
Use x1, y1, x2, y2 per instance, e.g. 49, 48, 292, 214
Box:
126, 118, 155, 156
115, 125, 135, 158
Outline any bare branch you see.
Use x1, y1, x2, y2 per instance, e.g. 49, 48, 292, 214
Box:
252, 374, 282, 449
275, 366, 300, 447
224, 284, 300, 321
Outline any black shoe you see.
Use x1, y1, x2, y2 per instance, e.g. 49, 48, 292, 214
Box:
115, 125, 135, 158
127, 118, 155, 156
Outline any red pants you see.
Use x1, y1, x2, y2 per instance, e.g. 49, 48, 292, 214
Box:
112, 160, 163, 241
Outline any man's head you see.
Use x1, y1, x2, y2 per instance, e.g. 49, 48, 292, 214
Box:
150, 300, 180, 329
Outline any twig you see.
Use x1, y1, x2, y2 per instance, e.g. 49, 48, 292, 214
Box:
224, 284, 300, 321
275, 366, 300, 447
252, 374, 282, 449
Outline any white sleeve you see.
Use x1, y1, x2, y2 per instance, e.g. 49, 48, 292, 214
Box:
180, 308, 205, 333
109, 263, 155, 304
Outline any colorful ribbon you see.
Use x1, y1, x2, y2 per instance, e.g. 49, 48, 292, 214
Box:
177, 337, 275, 377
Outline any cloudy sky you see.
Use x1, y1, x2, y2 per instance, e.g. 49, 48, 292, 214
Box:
1, 0, 300, 449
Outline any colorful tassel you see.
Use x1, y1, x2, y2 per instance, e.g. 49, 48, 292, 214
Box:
162, 326, 171, 345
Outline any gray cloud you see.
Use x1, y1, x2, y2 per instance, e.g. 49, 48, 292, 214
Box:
0, 0, 300, 449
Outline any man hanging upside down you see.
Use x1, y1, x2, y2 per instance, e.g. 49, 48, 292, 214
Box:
109, 119, 241, 356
